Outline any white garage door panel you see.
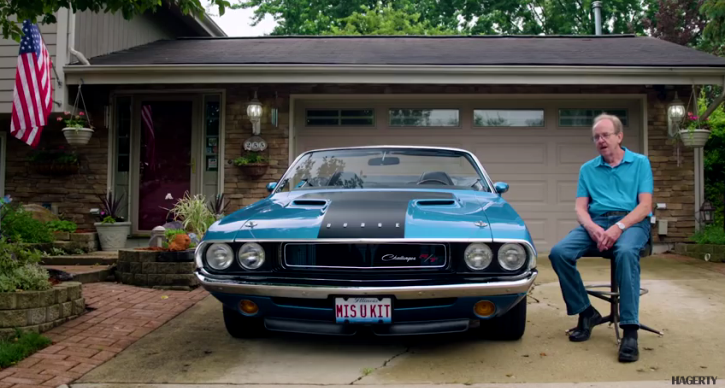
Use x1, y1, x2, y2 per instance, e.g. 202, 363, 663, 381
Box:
294, 98, 643, 253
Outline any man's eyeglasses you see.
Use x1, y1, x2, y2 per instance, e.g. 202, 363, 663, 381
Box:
591, 132, 617, 142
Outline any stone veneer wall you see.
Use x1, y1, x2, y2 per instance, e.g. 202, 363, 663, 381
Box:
2, 84, 697, 243
116, 250, 199, 290
0, 282, 85, 340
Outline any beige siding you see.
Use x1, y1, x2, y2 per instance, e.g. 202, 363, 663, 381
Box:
0, 21, 59, 113
73, 11, 178, 59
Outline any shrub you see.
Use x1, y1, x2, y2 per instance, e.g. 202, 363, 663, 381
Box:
0, 238, 50, 293
0, 204, 54, 244
46, 220, 77, 233
690, 224, 725, 245
168, 192, 215, 238
163, 229, 187, 249
701, 95, 725, 222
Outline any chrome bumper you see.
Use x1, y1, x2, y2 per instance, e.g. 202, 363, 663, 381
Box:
195, 270, 537, 300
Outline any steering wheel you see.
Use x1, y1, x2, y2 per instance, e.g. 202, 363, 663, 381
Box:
417, 179, 449, 185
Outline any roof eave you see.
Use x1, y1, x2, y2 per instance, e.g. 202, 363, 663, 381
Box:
63, 64, 725, 86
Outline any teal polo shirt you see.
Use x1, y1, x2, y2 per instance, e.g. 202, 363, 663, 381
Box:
576, 147, 653, 217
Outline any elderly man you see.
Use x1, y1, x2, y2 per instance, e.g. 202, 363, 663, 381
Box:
549, 113, 653, 363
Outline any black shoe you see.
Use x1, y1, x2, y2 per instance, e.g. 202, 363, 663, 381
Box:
568, 308, 602, 342
618, 337, 639, 362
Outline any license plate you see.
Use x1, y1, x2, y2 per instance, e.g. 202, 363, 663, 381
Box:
335, 297, 392, 324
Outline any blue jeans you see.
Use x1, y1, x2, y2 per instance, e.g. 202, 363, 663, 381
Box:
548, 215, 651, 326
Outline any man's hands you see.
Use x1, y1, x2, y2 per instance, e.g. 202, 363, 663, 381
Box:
586, 224, 623, 251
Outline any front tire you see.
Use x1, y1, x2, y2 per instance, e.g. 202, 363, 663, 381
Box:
223, 305, 266, 338
478, 297, 527, 340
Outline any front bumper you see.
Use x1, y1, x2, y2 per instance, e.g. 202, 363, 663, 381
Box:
195, 269, 537, 299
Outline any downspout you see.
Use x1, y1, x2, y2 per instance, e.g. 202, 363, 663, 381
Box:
593, 1, 603, 35
70, 47, 90, 66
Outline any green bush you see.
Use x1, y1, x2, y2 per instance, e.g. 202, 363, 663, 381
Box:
0, 238, 50, 293
0, 204, 54, 244
701, 96, 725, 222
690, 224, 725, 245
46, 220, 77, 233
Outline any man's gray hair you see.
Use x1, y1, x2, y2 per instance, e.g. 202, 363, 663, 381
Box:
592, 113, 624, 134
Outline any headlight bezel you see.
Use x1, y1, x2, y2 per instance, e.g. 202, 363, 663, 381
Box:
238, 242, 266, 270
205, 243, 235, 270
458, 241, 533, 274
463, 243, 494, 271
497, 243, 528, 271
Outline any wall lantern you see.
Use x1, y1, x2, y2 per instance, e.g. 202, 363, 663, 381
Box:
699, 200, 715, 225
667, 91, 686, 136
247, 90, 263, 135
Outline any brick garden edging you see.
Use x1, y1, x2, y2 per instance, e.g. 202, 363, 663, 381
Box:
115, 249, 199, 290
675, 244, 725, 263
0, 282, 85, 340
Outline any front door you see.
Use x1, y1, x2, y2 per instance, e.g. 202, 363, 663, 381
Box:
134, 99, 196, 232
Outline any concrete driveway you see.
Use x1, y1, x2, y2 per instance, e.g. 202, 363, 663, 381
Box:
71, 254, 725, 388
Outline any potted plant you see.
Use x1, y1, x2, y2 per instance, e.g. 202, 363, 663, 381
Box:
678, 112, 711, 148
94, 191, 131, 251
27, 147, 80, 175
59, 111, 94, 146
233, 152, 268, 178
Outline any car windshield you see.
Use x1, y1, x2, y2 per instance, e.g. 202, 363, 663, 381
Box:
275, 148, 490, 192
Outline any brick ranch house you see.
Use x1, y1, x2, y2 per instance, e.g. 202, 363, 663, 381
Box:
4, 31, 725, 253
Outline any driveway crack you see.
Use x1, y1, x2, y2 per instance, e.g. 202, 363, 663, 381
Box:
350, 346, 410, 384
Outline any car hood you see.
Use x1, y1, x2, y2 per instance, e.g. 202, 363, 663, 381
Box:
205, 189, 530, 242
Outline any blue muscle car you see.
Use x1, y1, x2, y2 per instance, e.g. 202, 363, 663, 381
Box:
195, 146, 538, 339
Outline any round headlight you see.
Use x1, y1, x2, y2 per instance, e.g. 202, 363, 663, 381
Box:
206, 243, 234, 270
239, 242, 265, 270
464, 243, 493, 270
498, 243, 527, 271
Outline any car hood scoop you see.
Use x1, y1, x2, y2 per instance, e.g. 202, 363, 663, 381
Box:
234, 190, 495, 240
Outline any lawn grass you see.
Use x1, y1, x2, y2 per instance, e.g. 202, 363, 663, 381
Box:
0, 329, 52, 368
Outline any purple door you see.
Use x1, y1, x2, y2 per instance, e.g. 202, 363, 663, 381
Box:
138, 101, 192, 231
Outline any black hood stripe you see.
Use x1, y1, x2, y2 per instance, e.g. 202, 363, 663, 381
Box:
294, 191, 454, 238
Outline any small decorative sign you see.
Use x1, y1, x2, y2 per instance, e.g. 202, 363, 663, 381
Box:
243, 135, 267, 152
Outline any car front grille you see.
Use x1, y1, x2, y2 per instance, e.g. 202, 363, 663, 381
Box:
282, 242, 448, 270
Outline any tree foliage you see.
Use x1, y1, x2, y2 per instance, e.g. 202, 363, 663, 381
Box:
235, 0, 653, 36
1, 0, 231, 42
326, 4, 456, 35
642, 0, 707, 46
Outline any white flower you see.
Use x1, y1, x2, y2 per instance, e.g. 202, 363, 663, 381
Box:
165, 193, 173, 200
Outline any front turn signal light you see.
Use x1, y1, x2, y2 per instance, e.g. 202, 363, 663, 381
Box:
474, 300, 496, 317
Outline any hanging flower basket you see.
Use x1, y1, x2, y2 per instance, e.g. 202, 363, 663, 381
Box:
62, 127, 94, 146
238, 163, 269, 178
678, 128, 711, 148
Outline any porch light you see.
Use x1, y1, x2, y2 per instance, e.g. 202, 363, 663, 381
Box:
700, 200, 715, 225
247, 91, 263, 135
667, 91, 686, 136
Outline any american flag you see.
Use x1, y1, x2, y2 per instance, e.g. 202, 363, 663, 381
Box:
10, 20, 53, 148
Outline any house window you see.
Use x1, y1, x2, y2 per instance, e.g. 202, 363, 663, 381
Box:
474, 109, 545, 127
559, 109, 628, 127
389, 109, 459, 127
305, 109, 374, 126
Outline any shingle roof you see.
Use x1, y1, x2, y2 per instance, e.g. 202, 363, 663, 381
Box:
84, 35, 725, 67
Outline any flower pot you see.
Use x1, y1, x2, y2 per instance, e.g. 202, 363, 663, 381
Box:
678, 128, 711, 148
238, 163, 269, 178
62, 127, 94, 146
94, 221, 131, 251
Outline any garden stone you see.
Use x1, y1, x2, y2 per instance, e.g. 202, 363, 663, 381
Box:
16, 292, 42, 309
134, 274, 148, 287
148, 274, 165, 285
61, 301, 72, 317
137, 251, 159, 263
142, 262, 157, 274
177, 262, 196, 274
119, 250, 138, 263
0, 309, 27, 327
73, 298, 85, 315
22, 204, 59, 223
56, 287, 68, 304
66, 283, 82, 300
0, 293, 17, 309
27, 307, 47, 325
129, 262, 141, 273
47, 305, 61, 321
54, 232, 70, 241
40, 322, 54, 332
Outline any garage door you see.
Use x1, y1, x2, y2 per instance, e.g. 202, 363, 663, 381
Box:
293, 97, 643, 253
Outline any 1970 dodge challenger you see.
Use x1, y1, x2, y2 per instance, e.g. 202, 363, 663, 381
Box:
195, 146, 538, 339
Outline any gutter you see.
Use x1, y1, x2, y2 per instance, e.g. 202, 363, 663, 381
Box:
61, 64, 725, 85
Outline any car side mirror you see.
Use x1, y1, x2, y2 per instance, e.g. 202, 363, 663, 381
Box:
266, 182, 277, 193
494, 182, 509, 194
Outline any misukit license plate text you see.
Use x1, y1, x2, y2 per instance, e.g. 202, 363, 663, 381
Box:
335, 297, 392, 324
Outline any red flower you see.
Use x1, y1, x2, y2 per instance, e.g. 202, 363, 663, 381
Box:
79, 112, 85, 116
